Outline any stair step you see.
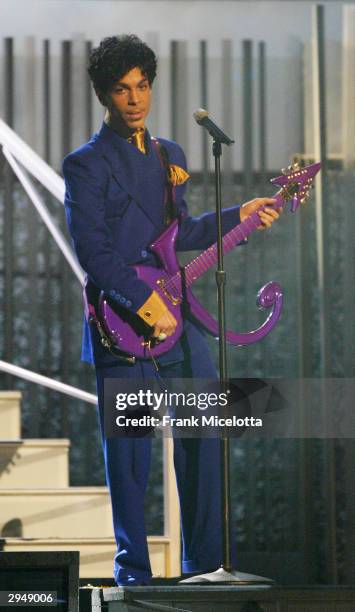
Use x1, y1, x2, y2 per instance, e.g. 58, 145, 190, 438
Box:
0, 392, 21, 439
2, 536, 170, 579
0, 439, 70, 488
0, 487, 113, 539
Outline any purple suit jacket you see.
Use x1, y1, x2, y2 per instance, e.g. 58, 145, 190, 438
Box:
62, 122, 242, 366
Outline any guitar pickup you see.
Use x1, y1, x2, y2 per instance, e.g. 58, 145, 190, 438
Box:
156, 278, 181, 305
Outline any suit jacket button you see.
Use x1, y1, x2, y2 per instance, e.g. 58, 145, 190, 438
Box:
120, 297, 126, 304
141, 249, 148, 258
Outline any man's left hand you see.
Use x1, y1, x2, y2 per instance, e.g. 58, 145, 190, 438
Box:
240, 197, 282, 230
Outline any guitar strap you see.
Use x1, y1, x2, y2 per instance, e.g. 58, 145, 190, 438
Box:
150, 137, 178, 226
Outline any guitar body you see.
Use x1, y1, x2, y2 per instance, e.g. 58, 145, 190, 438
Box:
99, 264, 184, 359
98, 221, 185, 359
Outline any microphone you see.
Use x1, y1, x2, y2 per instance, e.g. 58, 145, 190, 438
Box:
193, 108, 234, 145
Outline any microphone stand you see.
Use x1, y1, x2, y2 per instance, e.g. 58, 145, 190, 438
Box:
181, 136, 273, 587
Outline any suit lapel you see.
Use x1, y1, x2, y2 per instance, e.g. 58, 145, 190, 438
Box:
95, 122, 165, 230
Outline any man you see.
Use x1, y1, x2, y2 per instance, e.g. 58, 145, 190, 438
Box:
63, 34, 280, 586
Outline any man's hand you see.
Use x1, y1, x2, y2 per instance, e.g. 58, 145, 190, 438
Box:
153, 309, 177, 340
240, 197, 282, 230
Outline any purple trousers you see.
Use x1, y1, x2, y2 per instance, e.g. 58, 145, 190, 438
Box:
95, 321, 223, 585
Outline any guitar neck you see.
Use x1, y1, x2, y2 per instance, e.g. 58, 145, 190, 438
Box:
182, 193, 284, 286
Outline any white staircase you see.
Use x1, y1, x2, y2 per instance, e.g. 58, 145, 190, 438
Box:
0, 391, 179, 579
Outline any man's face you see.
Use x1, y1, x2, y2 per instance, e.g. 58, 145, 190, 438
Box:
103, 66, 152, 131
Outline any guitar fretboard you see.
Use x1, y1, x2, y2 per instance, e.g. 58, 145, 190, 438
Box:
182, 209, 269, 286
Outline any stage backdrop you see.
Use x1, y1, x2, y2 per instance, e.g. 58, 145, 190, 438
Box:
0, 0, 354, 586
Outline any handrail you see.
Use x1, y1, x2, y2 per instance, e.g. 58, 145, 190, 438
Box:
0, 118, 64, 202
2, 146, 84, 283
0, 360, 97, 405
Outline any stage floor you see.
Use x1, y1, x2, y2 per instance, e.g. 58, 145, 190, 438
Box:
80, 583, 355, 612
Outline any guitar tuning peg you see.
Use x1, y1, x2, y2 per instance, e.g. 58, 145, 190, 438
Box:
292, 162, 300, 171
281, 168, 288, 175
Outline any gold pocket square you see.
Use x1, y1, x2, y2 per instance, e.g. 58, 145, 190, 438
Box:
168, 164, 190, 186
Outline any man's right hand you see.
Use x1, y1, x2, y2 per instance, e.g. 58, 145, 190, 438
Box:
152, 309, 177, 339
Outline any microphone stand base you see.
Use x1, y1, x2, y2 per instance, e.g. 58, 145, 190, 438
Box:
179, 567, 274, 586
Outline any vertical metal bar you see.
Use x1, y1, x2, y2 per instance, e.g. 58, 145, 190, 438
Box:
60, 40, 72, 438
299, 41, 314, 378
298, 208, 317, 580
343, 440, 355, 584
85, 41, 93, 139
298, 437, 317, 581
342, 5, 355, 168
312, 4, 331, 378
246, 441, 256, 553
298, 38, 316, 571
170, 40, 188, 153
43, 38, 54, 437
221, 40, 234, 194
342, 8, 355, 376
258, 41, 266, 182
312, 4, 337, 584
200, 40, 209, 204
242, 40, 253, 200
298, 40, 317, 575
3, 38, 14, 389
4, 39, 14, 126
62, 41, 72, 158
298, 41, 306, 161
71, 34, 87, 150
343, 172, 355, 377
145, 33, 160, 137
257, 40, 270, 382
44, 40, 51, 162
170, 41, 178, 142
242, 40, 253, 376
26, 36, 39, 436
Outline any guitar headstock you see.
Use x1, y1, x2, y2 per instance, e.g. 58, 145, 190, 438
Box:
270, 161, 322, 212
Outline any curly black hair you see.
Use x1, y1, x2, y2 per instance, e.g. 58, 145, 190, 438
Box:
88, 34, 157, 99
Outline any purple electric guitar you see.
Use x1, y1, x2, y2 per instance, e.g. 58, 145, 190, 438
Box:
91, 161, 321, 359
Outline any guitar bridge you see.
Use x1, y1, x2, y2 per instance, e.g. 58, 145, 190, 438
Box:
156, 278, 181, 305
